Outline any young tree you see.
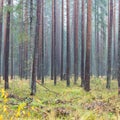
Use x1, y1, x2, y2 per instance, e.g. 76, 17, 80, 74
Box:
117, 0, 120, 95
106, 0, 113, 89
4, 0, 11, 89
66, 0, 70, 86
84, 0, 92, 91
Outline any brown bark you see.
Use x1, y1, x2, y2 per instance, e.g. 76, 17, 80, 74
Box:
10, 0, 13, 79
81, 0, 85, 87
31, 0, 41, 95
106, 0, 113, 89
41, 0, 44, 84
54, 0, 57, 85
60, 0, 64, 81
74, 0, 79, 84
51, 0, 54, 80
84, 0, 92, 91
117, 0, 120, 95
4, 0, 11, 89
66, 0, 70, 86
0, 0, 3, 81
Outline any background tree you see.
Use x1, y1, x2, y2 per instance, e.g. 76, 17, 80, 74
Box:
0, 0, 3, 81
66, 0, 70, 86
81, 0, 85, 87
106, 0, 113, 89
117, 0, 120, 95
74, 0, 79, 84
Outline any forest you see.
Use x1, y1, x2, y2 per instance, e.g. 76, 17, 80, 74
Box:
0, 0, 120, 119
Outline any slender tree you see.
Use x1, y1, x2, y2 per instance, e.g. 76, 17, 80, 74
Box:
41, 0, 44, 84
10, 0, 13, 79
84, 0, 92, 91
74, 0, 79, 84
106, 0, 113, 89
81, 0, 85, 87
54, 0, 57, 85
60, 0, 64, 81
117, 0, 120, 95
51, 0, 54, 80
66, 0, 70, 86
0, 0, 3, 81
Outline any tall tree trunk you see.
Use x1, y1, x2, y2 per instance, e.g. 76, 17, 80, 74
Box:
106, 0, 113, 89
0, 0, 3, 81
60, 0, 64, 81
4, 0, 11, 89
51, 0, 54, 80
112, 0, 116, 79
117, 0, 120, 95
74, 0, 79, 84
24, 0, 28, 79
96, 6, 100, 77
84, 0, 92, 91
81, 0, 85, 87
10, 0, 13, 79
41, 0, 44, 84
54, 0, 57, 85
31, 0, 41, 95
66, 0, 70, 86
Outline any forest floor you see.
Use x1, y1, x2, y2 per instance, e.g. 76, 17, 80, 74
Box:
0, 77, 120, 120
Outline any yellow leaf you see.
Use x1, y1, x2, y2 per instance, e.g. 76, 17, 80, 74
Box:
0, 115, 3, 120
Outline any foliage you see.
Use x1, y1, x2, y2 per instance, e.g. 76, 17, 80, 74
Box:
0, 77, 120, 119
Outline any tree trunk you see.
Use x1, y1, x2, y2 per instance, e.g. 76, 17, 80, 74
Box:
60, 0, 64, 81
117, 0, 120, 95
51, 0, 54, 80
81, 0, 85, 87
66, 0, 70, 86
41, 0, 44, 84
4, 0, 11, 89
54, 0, 57, 85
31, 0, 41, 95
74, 0, 79, 84
106, 0, 113, 89
0, 0, 3, 81
10, 0, 14, 80
84, 0, 92, 91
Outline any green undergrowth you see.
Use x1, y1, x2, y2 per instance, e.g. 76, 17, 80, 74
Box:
0, 77, 120, 120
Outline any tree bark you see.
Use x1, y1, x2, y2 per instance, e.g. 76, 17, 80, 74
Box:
106, 0, 113, 89
84, 0, 92, 91
31, 0, 41, 95
4, 0, 11, 89
81, 0, 85, 87
74, 0, 79, 84
117, 0, 120, 95
66, 0, 70, 86
0, 0, 3, 81
60, 0, 64, 81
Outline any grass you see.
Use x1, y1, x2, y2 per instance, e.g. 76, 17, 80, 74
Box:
0, 76, 120, 120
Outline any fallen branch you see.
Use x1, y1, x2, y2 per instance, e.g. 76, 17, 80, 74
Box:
36, 80, 59, 96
